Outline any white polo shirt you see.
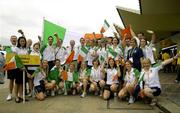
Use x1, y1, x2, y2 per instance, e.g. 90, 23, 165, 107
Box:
11, 45, 17, 53
55, 46, 67, 64
90, 66, 102, 82
33, 71, 46, 86
106, 68, 118, 85
42, 45, 55, 61
142, 65, 162, 88
67, 71, 73, 82
124, 68, 136, 84
15, 47, 28, 55
87, 47, 96, 66
97, 47, 107, 64
66, 46, 78, 60
141, 46, 156, 64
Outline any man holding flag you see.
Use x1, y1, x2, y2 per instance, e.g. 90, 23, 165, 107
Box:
41, 36, 55, 71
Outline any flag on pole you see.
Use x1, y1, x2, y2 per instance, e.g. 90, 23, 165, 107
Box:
100, 19, 110, 33
43, 19, 83, 46
121, 25, 132, 39
43, 19, 66, 45
4, 55, 24, 70
77, 46, 89, 63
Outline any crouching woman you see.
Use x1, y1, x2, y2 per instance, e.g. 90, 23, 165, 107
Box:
30, 60, 49, 101
139, 54, 180, 105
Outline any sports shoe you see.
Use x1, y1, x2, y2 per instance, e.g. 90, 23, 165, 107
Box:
27, 92, 32, 97
64, 91, 67, 96
128, 96, 135, 104
72, 90, 76, 95
58, 89, 63, 95
80, 92, 86, 98
174, 80, 179, 83
51, 91, 55, 96
150, 98, 157, 106
6, 94, 12, 101
99, 90, 103, 97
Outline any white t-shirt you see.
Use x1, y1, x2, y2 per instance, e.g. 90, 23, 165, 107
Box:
87, 47, 96, 66
42, 45, 55, 61
97, 47, 107, 64
90, 66, 102, 82
142, 65, 162, 88
11, 45, 17, 53
15, 47, 28, 55
55, 46, 67, 64
66, 46, 78, 60
124, 68, 136, 84
67, 71, 73, 82
34, 71, 46, 86
106, 68, 118, 85
141, 46, 156, 64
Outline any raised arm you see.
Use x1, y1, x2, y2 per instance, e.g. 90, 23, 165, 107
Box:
162, 54, 180, 66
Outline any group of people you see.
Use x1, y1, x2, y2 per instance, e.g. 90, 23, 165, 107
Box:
1, 29, 180, 106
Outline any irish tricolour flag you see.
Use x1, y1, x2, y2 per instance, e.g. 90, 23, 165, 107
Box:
100, 19, 110, 33
43, 19, 83, 46
77, 46, 89, 63
4, 55, 24, 70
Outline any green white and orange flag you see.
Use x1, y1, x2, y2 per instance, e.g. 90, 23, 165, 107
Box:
108, 46, 117, 58
77, 46, 89, 63
43, 19, 66, 45
100, 19, 110, 33
4, 55, 24, 70
65, 50, 75, 65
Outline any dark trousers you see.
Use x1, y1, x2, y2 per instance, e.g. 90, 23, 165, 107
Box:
176, 65, 180, 81
48, 61, 55, 72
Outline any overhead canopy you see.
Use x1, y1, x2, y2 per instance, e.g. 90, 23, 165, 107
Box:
116, 0, 180, 42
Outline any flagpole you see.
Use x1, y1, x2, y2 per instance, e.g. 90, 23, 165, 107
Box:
41, 17, 45, 45
23, 69, 25, 103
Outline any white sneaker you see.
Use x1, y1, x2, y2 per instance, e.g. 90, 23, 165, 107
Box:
28, 92, 32, 97
99, 90, 103, 97
128, 96, 135, 104
64, 91, 67, 96
150, 98, 157, 106
51, 91, 55, 96
6, 94, 12, 101
80, 92, 86, 98
72, 90, 76, 95
58, 89, 63, 95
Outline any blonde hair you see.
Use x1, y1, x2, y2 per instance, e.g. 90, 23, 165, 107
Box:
141, 58, 151, 68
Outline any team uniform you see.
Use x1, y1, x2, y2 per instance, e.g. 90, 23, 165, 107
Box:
104, 68, 119, 91
55, 46, 67, 65
33, 68, 46, 93
141, 46, 156, 65
141, 65, 162, 96
14, 47, 28, 84
6, 45, 17, 80
42, 44, 55, 70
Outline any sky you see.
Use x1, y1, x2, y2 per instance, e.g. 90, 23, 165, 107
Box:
0, 0, 139, 46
